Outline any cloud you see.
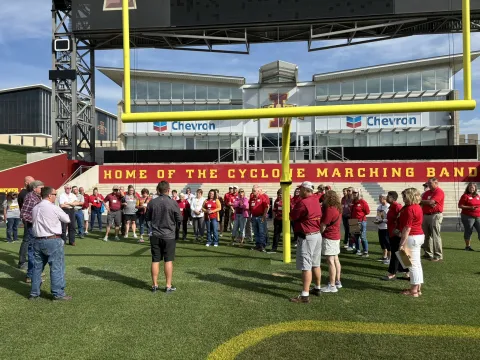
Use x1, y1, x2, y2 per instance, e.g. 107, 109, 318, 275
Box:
0, 1, 51, 43
459, 117, 480, 135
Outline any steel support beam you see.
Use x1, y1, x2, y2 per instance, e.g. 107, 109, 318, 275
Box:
52, 2, 95, 161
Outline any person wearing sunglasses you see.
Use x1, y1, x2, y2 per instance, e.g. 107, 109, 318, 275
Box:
103, 186, 123, 241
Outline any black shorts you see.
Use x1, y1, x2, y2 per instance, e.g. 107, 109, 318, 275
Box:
124, 214, 136, 222
150, 236, 176, 262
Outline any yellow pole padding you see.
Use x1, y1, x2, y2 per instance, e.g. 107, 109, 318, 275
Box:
122, 0, 131, 114
463, 0, 472, 100
280, 118, 292, 264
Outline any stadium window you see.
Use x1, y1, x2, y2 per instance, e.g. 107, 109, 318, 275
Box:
394, 131, 408, 146
341, 81, 354, 95
368, 133, 379, 147
422, 70, 436, 91
219, 87, 231, 99
147, 105, 159, 112
171, 104, 183, 112
436, 68, 450, 89
171, 83, 184, 100
329, 82, 341, 95
421, 131, 436, 146
231, 87, 242, 99
435, 130, 448, 145
207, 104, 219, 111
380, 132, 394, 147
130, 81, 137, 100
183, 105, 195, 111
159, 104, 171, 112
184, 84, 195, 99
208, 87, 219, 99
172, 136, 185, 149
147, 81, 160, 100
196, 85, 207, 99
408, 132, 421, 146
160, 82, 172, 99
381, 76, 393, 93
393, 74, 407, 92
408, 72, 421, 91
316, 83, 328, 96
195, 104, 208, 111
367, 78, 381, 93
353, 78, 367, 94
158, 137, 173, 150
136, 81, 148, 100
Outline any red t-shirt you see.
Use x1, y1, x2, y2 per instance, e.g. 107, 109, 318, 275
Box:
290, 195, 322, 234
250, 195, 269, 217
386, 202, 403, 238
422, 187, 445, 214
81, 194, 90, 209
204, 199, 218, 220
350, 199, 370, 221
104, 193, 122, 211
89, 194, 104, 208
177, 199, 190, 218
458, 193, 480, 217
224, 193, 234, 206
398, 204, 424, 235
273, 198, 283, 220
321, 206, 341, 240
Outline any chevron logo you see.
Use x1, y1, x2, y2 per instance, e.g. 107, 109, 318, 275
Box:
346, 116, 362, 128
153, 121, 168, 132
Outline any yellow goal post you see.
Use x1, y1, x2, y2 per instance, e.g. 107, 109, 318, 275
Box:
120, 0, 476, 263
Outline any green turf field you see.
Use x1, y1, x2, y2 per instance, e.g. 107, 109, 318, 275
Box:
0, 144, 49, 171
0, 228, 479, 360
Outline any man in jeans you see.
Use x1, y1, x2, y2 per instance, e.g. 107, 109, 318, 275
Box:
29, 187, 72, 301
17, 175, 34, 269
250, 185, 270, 252
72, 186, 85, 239
20, 180, 44, 283
421, 177, 445, 261
146, 181, 181, 293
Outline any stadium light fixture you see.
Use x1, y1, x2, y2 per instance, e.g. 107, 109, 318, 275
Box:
121, 0, 476, 263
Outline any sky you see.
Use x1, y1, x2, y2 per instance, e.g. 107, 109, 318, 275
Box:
1, 0, 480, 135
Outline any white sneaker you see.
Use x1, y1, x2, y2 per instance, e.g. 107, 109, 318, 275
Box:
206, 243, 211, 247
85, 231, 89, 235
343, 245, 349, 249
103, 237, 108, 242
213, 244, 218, 247
124, 235, 128, 239
347, 247, 354, 251
383, 259, 390, 265
115, 236, 120, 241
356, 251, 362, 256
363, 252, 369, 258
321, 284, 338, 293
133, 233, 137, 238
335, 281, 343, 289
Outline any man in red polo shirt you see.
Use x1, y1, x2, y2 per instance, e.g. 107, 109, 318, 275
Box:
103, 186, 123, 241
269, 189, 283, 253
420, 177, 445, 261
223, 186, 235, 233
250, 185, 270, 251
350, 188, 370, 257
289, 181, 322, 304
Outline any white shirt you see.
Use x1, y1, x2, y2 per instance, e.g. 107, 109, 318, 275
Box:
33, 200, 71, 237
190, 197, 205, 218
376, 203, 390, 230
59, 192, 77, 208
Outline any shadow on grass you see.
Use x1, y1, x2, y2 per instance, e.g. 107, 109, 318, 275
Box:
0, 250, 19, 268
78, 267, 149, 291
220, 268, 298, 284
187, 271, 292, 299
0, 263, 51, 299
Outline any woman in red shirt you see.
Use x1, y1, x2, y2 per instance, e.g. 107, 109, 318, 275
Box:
320, 191, 342, 293
176, 193, 190, 241
458, 182, 480, 251
350, 189, 370, 257
399, 188, 425, 297
88, 187, 104, 231
381, 191, 409, 281
202, 189, 221, 247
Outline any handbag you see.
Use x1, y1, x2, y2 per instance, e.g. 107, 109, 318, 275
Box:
100, 203, 105, 214
348, 218, 361, 234
396, 248, 412, 268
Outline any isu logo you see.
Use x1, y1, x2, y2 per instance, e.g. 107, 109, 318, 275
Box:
103, 0, 137, 11
154, 121, 168, 132
97, 121, 107, 135
346, 116, 362, 129
263, 93, 303, 128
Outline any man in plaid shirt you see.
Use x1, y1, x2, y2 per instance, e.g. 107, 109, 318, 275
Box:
20, 180, 44, 283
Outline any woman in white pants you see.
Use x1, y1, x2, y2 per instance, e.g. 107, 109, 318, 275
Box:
398, 188, 425, 297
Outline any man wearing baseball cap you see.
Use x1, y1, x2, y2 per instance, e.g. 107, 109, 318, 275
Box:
290, 181, 323, 303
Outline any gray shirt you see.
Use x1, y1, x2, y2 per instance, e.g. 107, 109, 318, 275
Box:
3, 199, 20, 219
122, 194, 137, 215
146, 194, 181, 239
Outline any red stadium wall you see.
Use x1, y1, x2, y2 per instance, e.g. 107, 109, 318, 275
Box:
99, 162, 480, 184
0, 154, 89, 192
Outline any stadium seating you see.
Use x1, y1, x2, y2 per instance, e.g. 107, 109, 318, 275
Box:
88, 181, 471, 218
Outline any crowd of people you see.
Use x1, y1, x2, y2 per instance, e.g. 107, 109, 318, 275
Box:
5, 174, 480, 302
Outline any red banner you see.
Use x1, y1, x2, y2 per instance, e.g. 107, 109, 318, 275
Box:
99, 162, 480, 183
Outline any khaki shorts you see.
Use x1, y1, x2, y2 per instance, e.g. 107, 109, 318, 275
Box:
322, 238, 340, 256
82, 209, 89, 220
296, 233, 322, 271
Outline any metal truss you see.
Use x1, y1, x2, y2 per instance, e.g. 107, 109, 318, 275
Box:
52, 4, 95, 161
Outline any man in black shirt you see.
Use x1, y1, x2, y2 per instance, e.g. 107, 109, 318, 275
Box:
17, 176, 34, 269
146, 181, 181, 293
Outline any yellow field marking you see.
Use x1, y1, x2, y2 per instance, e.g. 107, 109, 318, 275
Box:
207, 320, 480, 360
